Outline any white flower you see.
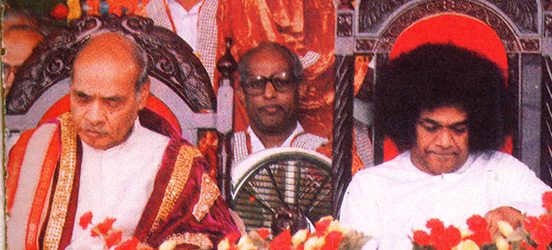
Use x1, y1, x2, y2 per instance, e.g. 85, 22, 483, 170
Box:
304, 236, 325, 250
458, 227, 473, 238
497, 220, 514, 237
495, 236, 509, 250
236, 235, 258, 250
454, 240, 480, 250
217, 238, 231, 250
159, 240, 177, 250
292, 229, 309, 247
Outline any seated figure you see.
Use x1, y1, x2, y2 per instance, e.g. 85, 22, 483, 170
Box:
339, 42, 552, 250
2, 18, 45, 95
232, 41, 330, 164
6, 32, 239, 249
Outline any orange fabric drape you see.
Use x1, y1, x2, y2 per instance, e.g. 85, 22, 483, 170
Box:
216, 0, 336, 138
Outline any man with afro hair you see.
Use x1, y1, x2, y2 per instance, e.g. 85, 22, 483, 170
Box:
340, 43, 551, 250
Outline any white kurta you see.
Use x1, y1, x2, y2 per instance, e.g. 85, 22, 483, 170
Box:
340, 151, 551, 250
247, 122, 305, 153
68, 119, 170, 249
166, 0, 201, 51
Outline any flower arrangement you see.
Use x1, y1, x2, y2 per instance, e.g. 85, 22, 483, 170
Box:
78, 211, 176, 250
217, 216, 371, 250
412, 191, 552, 250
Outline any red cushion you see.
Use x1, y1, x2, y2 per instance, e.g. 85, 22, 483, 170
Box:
384, 14, 511, 161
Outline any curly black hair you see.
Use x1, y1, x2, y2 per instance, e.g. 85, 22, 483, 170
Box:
375, 43, 513, 153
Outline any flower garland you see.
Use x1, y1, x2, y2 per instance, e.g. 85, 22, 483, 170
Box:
217, 216, 371, 250
412, 191, 552, 250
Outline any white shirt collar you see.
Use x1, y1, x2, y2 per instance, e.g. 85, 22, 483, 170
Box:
248, 122, 304, 153
403, 150, 477, 176
166, 0, 203, 51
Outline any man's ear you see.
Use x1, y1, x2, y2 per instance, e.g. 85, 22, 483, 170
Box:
137, 79, 150, 110
236, 85, 246, 104
298, 81, 307, 98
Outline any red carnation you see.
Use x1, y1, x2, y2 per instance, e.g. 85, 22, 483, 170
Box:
430, 225, 462, 250
79, 211, 93, 230
257, 228, 270, 240
315, 217, 333, 237
270, 229, 293, 250
114, 238, 140, 250
413, 230, 431, 246
426, 218, 445, 234
223, 232, 241, 245
530, 215, 552, 247
524, 216, 540, 232
105, 230, 123, 248
465, 230, 492, 247
97, 217, 117, 235
466, 215, 488, 232
321, 231, 343, 250
542, 191, 552, 211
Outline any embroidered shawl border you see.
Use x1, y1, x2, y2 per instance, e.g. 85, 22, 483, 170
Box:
150, 144, 203, 232
7, 123, 58, 250
165, 232, 213, 249
192, 173, 220, 221
25, 127, 61, 249
43, 112, 78, 250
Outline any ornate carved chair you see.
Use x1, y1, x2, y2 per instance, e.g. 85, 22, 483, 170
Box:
4, 14, 235, 195
5, 14, 233, 145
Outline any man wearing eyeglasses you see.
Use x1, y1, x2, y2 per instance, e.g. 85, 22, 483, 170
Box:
232, 41, 330, 163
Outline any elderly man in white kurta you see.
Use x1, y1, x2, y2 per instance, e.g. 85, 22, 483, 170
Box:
6, 32, 238, 250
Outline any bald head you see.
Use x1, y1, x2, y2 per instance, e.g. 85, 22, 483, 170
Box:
238, 41, 303, 83
70, 32, 150, 150
3, 26, 45, 94
2, 9, 39, 33
72, 32, 148, 92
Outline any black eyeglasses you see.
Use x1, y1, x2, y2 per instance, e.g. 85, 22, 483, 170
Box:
241, 71, 296, 96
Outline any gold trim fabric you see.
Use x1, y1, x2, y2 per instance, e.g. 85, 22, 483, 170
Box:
165, 232, 213, 249
43, 112, 77, 250
192, 173, 220, 222
151, 144, 202, 232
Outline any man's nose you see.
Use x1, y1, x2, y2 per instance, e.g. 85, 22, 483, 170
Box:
263, 81, 277, 99
4, 71, 15, 94
84, 101, 105, 125
435, 129, 454, 148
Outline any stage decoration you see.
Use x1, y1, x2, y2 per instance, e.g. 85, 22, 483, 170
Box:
78, 211, 177, 250
217, 216, 371, 250
67, 0, 150, 21
66, 0, 81, 20
50, 3, 69, 20
412, 191, 552, 250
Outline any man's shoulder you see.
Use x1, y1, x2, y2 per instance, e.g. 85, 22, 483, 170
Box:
471, 151, 529, 171
353, 152, 417, 178
291, 132, 329, 151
